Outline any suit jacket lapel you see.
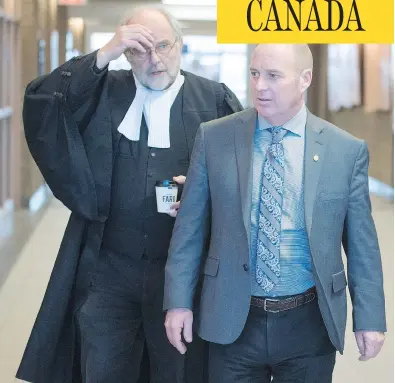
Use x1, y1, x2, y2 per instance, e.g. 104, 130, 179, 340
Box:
234, 108, 257, 250
304, 112, 326, 237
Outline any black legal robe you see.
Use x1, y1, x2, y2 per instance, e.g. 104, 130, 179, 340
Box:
17, 51, 243, 383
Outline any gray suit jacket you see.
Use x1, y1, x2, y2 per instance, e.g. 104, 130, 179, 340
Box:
164, 108, 386, 353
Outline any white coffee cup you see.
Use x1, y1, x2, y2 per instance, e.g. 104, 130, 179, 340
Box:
155, 180, 178, 214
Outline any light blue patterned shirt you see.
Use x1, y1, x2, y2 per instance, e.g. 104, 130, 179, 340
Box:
250, 105, 315, 297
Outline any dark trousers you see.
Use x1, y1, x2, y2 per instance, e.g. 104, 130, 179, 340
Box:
75, 251, 208, 383
209, 297, 336, 383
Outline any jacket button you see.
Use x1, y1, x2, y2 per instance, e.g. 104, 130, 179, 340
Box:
151, 152, 156, 157
144, 234, 148, 239
243, 264, 249, 271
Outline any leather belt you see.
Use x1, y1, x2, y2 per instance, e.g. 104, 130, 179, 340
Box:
251, 287, 317, 313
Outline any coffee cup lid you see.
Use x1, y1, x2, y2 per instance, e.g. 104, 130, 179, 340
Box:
155, 180, 177, 187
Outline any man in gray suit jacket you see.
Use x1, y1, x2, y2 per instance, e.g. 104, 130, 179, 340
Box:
164, 44, 386, 382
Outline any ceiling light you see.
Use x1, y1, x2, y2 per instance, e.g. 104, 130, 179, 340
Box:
162, 0, 216, 6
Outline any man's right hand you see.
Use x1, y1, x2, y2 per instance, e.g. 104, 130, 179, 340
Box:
165, 308, 194, 354
96, 24, 155, 69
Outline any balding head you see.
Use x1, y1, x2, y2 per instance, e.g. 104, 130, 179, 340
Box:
249, 44, 313, 125
252, 44, 313, 74
292, 44, 313, 72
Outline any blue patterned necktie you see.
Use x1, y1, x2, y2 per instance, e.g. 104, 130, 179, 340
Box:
256, 126, 288, 293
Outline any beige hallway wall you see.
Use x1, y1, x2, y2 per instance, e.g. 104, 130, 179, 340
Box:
308, 44, 393, 187
329, 107, 393, 186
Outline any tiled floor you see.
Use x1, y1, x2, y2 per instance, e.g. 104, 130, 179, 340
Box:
0, 195, 393, 383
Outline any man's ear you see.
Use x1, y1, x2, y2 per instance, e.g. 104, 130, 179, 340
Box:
300, 69, 312, 92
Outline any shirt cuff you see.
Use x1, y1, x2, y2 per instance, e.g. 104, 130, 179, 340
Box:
92, 58, 108, 74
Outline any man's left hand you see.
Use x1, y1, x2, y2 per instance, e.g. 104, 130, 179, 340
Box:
167, 175, 186, 217
355, 331, 385, 361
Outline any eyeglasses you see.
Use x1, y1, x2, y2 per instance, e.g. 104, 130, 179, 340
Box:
126, 38, 178, 60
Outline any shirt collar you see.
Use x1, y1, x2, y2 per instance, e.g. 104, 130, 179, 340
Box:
258, 103, 307, 137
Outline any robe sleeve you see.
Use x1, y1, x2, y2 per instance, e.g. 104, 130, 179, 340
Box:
23, 51, 108, 221
217, 83, 244, 117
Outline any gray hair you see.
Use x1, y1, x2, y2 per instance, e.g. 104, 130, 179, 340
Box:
121, 6, 183, 39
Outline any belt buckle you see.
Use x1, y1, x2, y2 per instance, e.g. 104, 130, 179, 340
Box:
305, 292, 316, 303
263, 298, 280, 313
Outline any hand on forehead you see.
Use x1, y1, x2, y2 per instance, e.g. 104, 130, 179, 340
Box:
127, 9, 176, 43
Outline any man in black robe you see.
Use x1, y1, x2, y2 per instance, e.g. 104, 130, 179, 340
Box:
17, 6, 243, 383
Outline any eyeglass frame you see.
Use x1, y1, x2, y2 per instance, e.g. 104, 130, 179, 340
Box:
125, 37, 179, 61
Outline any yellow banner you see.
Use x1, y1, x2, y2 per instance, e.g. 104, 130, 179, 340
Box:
217, 0, 394, 43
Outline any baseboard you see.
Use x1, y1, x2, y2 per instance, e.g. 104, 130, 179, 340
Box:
20, 184, 53, 213
29, 184, 52, 213
0, 200, 14, 222
369, 177, 394, 201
